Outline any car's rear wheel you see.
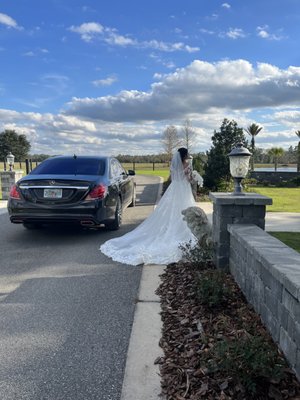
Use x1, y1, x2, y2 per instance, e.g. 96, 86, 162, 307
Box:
128, 186, 136, 207
23, 222, 43, 230
105, 197, 122, 230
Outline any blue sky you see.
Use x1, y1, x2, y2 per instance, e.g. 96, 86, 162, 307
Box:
1, 0, 300, 156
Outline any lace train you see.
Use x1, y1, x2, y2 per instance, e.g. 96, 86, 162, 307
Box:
100, 177, 197, 266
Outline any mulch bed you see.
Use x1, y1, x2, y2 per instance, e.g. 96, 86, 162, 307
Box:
155, 261, 300, 400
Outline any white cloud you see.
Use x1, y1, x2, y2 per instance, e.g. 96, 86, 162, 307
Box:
0, 13, 21, 29
23, 51, 35, 57
65, 59, 300, 123
256, 25, 284, 41
22, 48, 50, 57
222, 28, 246, 39
200, 28, 215, 35
1, 59, 300, 155
103, 28, 136, 46
92, 75, 118, 87
222, 3, 231, 9
69, 22, 104, 42
206, 13, 219, 20
69, 21, 199, 53
270, 110, 300, 126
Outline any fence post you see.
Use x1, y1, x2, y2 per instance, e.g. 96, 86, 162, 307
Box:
133, 161, 135, 171
153, 162, 155, 171
25, 159, 30, 175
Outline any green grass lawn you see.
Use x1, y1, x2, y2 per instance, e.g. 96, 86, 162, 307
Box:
249, 187, 300, 213
135, 169, 170, 181
269, 232, 300, 253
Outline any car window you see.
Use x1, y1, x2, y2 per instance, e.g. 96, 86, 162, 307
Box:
31, 158, 106, 175
110, 159, 125, 178
110, 159, 119, 177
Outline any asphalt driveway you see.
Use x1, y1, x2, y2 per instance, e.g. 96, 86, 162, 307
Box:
0, 175, 161, 400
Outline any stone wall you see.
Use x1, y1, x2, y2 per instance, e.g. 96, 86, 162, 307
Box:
0, 171, 23, 200
228, 224, 300, 378
250, 171, 300, 184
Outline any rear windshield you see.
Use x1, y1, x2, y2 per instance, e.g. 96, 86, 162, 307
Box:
31, 158, 106, 175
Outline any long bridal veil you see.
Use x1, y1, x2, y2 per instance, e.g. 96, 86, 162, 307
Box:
100, 151, 197, 266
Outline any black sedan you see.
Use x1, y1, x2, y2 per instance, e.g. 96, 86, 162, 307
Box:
8, 155, 136, 230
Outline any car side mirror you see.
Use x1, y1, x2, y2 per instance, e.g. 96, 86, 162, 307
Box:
127, 169, 135, 176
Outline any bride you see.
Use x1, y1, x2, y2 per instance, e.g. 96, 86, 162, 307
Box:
100, 148, 198, 266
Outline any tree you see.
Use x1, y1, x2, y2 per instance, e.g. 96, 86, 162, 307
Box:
295, 130, 300, 172
0, 129, 31, 161
204, 119, 248, 190
245, 123, 263, 171
181, 119, 196, 152
267, 147, 284, 171
161, 125, 181, 163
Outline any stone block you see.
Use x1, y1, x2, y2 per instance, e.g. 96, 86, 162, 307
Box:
213, 228, 230, 244
229, 261, 245, 290
283, 289, 300, 321
251, 258, 264, 275
260, 265, 283, 300
295, 350, 300, 381
251, 274, 264, 313
262, 248, 300, 268
218, 216, 234, 231
242, 205, 266, 219
280, 327, 297, 367
210, 192, 272, 207
222, 204, 243, 218
272, 266, 300, 300
260, 303, 280, 343
215, 255, 229, 270
265, 286, 279, 318
278, 302, 291, 332
242, 205, 266, 220
216, 244, 230, 259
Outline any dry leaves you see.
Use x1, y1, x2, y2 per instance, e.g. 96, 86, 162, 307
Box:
156, 262, 300, 400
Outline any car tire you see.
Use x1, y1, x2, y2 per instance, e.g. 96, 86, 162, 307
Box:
106, 197, 122, 230
128, 186, 136, 207
23, 222, 42, 230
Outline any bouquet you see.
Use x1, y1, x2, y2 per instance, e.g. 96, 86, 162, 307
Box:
191, 170, 203, 187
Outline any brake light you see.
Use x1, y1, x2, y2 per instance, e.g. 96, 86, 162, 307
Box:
85, 184, 107, 200
9, 184, 21, 200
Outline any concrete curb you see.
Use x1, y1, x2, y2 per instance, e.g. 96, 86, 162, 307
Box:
120, 265, 164, 400
0, 200, 7, 215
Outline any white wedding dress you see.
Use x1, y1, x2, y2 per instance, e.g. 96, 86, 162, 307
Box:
100, 151, 197, 266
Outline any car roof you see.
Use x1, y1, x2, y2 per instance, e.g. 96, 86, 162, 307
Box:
47, 155, 111, 160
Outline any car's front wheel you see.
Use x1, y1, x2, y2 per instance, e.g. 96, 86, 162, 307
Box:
105, 197, 122, 230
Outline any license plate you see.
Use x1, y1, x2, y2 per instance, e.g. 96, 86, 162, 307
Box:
44, 188, 62, 198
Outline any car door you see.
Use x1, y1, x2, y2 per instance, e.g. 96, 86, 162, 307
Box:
112, 159, 132, 207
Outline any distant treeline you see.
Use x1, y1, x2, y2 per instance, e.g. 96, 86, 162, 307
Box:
28, 147, 298, 165
115, 152, 207, 163
116, 154, 171, 163
28, 153, 207, 163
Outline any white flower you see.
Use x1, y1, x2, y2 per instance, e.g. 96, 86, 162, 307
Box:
192, 170, 203, 187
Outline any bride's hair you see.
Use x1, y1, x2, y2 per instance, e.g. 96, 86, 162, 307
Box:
178, 147, 188, 162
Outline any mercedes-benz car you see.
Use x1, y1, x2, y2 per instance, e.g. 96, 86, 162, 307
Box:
8, 155, 136, 230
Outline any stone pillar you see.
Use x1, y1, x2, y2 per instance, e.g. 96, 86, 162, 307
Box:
209, 192, 272, 270
0, 171, 23, 200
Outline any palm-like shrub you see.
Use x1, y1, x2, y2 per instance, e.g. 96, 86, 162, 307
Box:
245, 123, 263, 171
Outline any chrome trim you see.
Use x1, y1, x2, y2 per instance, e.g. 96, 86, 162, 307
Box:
19, 185, 89, 190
